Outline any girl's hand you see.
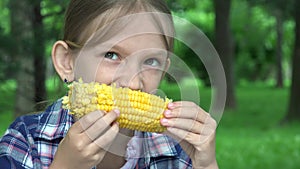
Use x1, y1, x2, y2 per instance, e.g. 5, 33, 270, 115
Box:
160, 101, 218, 169
49, 110, 120, 169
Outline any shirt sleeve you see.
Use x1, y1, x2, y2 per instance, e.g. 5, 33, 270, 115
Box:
0, 116, 37, 169
0, 155, 24, 169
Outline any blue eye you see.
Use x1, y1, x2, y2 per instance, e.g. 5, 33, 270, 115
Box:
144, 58, 161, 67
104, 52, 119, 60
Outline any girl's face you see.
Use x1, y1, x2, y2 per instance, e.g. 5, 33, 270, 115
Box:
73, 14, 171, 94
74, 33, 169, 94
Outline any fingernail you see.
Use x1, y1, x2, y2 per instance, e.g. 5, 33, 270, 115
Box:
164, 110, 172, 117
114, 109, 120, 117
168, 103, 174, 109
160, 118, 168, 125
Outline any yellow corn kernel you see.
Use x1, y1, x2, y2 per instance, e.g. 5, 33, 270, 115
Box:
62, 79, 171, 133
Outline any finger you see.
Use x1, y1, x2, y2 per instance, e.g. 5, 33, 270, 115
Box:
165, 127, 206, 145
167, 101, 196, 109
164, 102, 210, 123
84, 109, 120, 141
70, 110, 105, 133
160, 117, 203, 134
164, 127, 195, 143
165, 120, 216, 143
74, 123, 119, 166
63, 111, 106, 150
79, 110, 106, 131
92, 122, 120, 151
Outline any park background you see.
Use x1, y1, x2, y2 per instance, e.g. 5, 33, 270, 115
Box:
0, 0, 299, 168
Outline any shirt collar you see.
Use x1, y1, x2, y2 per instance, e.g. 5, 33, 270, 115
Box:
141, 132, 178, 158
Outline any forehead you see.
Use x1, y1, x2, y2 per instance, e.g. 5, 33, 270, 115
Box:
83, 12, 173, 50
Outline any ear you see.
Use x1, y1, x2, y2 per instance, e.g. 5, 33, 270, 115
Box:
51, 40, 75, 82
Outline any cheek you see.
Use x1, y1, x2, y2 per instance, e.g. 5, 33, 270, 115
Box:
142, 70, 163, 92
94, 63, 118, 84
74, 53, 106, 82
74, 58, 102, 82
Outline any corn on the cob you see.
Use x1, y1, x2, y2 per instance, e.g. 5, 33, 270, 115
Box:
62, 79, 171, 132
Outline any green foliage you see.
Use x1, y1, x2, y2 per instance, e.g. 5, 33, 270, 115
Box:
0, 0, 296, 85
166, 0, 197, 11
247, 0, 296, 19
0, 0, 14, 81
0, 0, 69, 81
41, 0, 69, 58
42, 0, 68, 40
0, 0, 10, 34
232, 1, 276, 81
231, 0, 294, 82
0, 80, 15, 134
0, 76, 66, 134
168, 0, 294, 84
170, 0, 214, 85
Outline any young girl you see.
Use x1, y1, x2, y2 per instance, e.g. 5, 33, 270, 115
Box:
0, 0, 218, 168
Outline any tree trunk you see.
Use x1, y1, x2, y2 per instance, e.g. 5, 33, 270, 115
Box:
9, 0, 35, 118
275, 9, 284, 88
285, 0, 300, 122
32, 0, 47, 111
214, 0, 236, 109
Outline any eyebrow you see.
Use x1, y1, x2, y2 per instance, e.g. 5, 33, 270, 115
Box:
110, 44, 168, 58
110, 44, 131, 57
143, 50, 169, 58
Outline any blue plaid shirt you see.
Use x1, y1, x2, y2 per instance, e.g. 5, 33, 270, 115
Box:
0, 99, 192, 169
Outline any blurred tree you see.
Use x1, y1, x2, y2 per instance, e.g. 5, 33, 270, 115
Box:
0, 28, 14, 80
167, 0, 215, 85
274, 8, 284, 88
285, 0, 300, 121
42, 0, 68, 43
214, 0, 236, 109
7, 0, 67, 116
32, 0, 47, 111
0, 0, 15, 81
9, 0, 35, 117
247, 0, 294, 88
166, 0, 197, 12
32, 0, 68, 110
231, 2, 275, 82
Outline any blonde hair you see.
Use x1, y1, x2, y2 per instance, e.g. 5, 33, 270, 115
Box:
63, 0, 174, 51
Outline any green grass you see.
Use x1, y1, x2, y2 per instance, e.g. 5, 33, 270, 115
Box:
0, 79, 299, 168
216, 125, 300, 169
215, 86, 299, 169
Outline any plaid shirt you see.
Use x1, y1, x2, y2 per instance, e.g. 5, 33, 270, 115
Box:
0, 99, 192, 169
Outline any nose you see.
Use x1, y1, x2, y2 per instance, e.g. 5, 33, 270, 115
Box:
117, 62, 143, 90
121, 74, 143, 90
